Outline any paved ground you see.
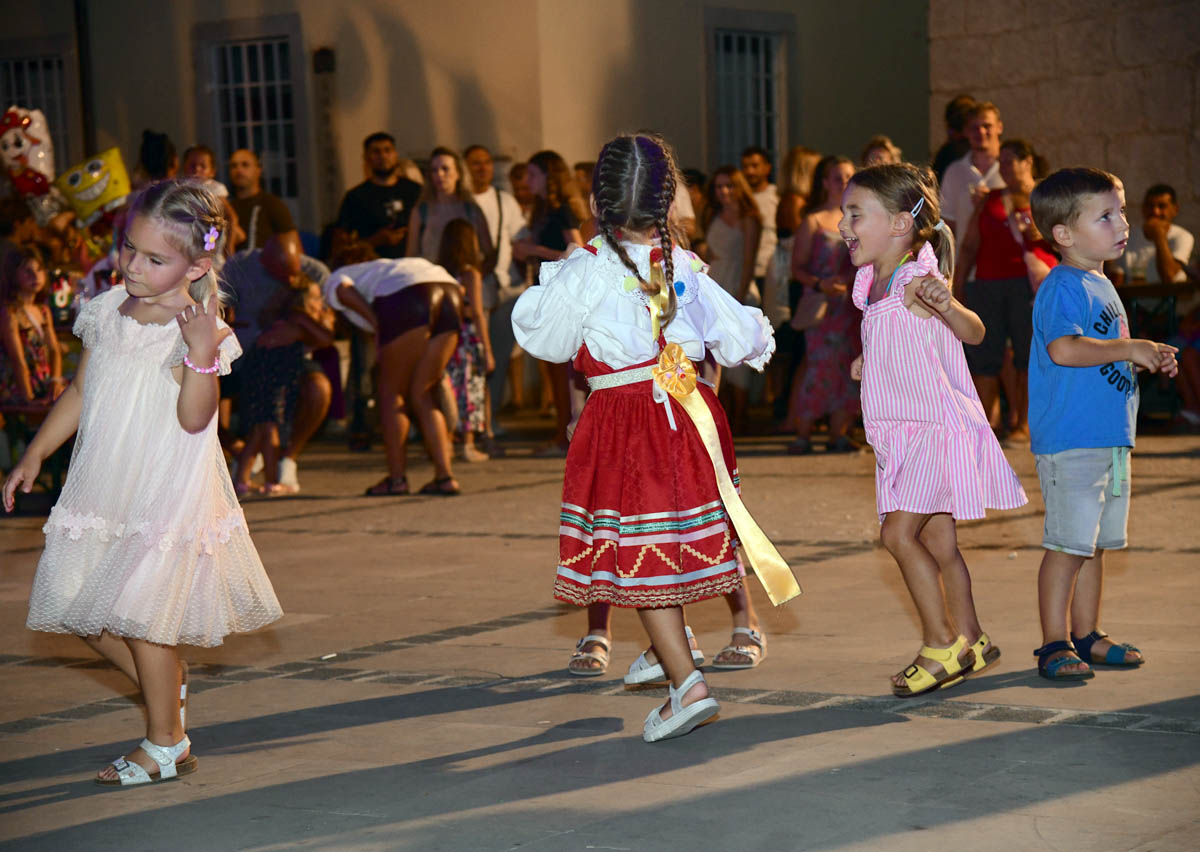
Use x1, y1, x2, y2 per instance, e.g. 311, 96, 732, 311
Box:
1, 423, 1198, 851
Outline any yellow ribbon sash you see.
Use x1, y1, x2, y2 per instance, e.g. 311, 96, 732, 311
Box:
651, 343, 801, 606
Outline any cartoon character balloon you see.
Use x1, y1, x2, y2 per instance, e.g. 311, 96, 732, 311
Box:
0, 106, 59, 224
55, 148, 131, 228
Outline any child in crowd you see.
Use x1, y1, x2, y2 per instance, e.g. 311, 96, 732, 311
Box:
513, 133, 794, 742
437, 218, 494, 463
1027, 168, 1177, 679
0, 245, 64, 406
2, 179, 282, 785
844, 163, 1026, 696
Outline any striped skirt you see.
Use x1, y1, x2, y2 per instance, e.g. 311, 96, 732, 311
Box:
868, 421, 1028, 522
554, 347, 745, 608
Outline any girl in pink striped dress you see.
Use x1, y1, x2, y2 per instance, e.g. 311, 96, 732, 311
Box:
842, 163, 1027, 697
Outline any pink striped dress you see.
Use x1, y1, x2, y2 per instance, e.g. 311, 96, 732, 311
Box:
854, 242, 1027, 521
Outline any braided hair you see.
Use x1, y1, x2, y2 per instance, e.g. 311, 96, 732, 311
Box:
591, 133, 679, 329
126, 177, 229, 308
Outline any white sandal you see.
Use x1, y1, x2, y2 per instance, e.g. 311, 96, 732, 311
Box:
710, 627, 767, 670
567, 634, 611, 677
96, 736, 198, 786
624, 626, 706, 685
642, 669, 720, 743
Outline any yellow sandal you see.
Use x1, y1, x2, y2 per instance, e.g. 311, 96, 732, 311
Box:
965, 632, 1001, 677
892, 635, 975, 698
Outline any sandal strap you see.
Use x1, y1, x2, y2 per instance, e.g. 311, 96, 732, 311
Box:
110, 756, 152, 785
1033, 639, 1077, 660
669, 669, 706, 713
730, 627, 766, 649
575, 634, 611, 652
140, 737, 190, 780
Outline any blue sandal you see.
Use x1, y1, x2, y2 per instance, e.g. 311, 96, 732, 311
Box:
1071, 630, 1144, 667
1033, 640, 1094, 680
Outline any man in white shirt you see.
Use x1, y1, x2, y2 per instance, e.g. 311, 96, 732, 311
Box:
741, 146, 778, 303
1114, 184, 1194, 285
464, 144, 528, 435
939, 101, 1007, 242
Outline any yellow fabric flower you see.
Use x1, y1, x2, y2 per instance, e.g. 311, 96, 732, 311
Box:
653, 342, 697, 398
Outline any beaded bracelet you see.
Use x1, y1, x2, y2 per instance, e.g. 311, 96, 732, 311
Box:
182, 354, 221, 374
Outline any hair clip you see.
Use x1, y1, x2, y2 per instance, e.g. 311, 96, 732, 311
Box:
909, 197, 925, 219
204, 226, 220, 252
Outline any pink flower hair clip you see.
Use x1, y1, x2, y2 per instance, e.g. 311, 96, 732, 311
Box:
204, 226, 220, 252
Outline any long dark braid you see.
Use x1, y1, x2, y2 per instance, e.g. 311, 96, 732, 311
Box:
592, 133, 679, 329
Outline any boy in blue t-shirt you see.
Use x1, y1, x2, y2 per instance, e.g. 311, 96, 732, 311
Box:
1027, 168, 1178, 681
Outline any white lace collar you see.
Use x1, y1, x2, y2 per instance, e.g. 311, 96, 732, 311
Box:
584, 236, 705, 309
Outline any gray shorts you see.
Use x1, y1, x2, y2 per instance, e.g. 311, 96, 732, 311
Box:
1035, 447, 1130, 557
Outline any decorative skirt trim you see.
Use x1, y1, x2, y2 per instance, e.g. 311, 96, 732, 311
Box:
553, 568, 743, 608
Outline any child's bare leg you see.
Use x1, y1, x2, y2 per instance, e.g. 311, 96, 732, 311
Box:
712, 577, 763, 666
637, 606, 708, 720
569, 602, 613, 674
1069, 550, 1142, 664
919, 514, 985, 644
96, 639, 185, 780
261, 424, 281, 486
881, 510, 961, 687
82, 631, 139, 684
1037, 549, 1090, 674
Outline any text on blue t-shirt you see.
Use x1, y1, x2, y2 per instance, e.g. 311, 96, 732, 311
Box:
1028, 265, 1137, 454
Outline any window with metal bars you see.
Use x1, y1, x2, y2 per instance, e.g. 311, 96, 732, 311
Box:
210, 37, 299, 217
711, 29, 785, 172
0, 55, 72, 165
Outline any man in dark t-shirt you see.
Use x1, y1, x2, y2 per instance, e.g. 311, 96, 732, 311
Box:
334, 132, 421, 259
228, 148, 297, 250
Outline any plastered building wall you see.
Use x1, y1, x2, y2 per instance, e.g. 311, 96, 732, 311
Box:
929, 0, 1200, 236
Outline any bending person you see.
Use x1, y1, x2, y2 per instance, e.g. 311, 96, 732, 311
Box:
325, 252, 463, 496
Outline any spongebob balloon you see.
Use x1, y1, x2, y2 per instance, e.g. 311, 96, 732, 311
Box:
56, 148, 130, 228
0, 106, 60, 224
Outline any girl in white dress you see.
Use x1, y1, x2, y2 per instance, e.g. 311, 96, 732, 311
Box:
3, 179, 282, 786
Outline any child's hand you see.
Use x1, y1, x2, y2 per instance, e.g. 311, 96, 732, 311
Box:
1128, 340, 1178, 373
913, 276, 953, 314
176, 298, 231, 363
850, 354, 863, 381
2, 454, 42, 512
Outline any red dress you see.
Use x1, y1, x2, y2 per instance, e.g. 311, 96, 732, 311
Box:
554, 343, 745, 608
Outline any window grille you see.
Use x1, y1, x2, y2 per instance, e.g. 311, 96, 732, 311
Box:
210, 37, 298, 215
712, 29, 785, 171
0, 55, 71, 165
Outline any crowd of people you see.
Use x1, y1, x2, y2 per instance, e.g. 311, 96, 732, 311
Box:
4, 96, 1199, 494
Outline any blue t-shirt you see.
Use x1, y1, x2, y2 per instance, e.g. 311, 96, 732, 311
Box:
1029, 265, 1137, 454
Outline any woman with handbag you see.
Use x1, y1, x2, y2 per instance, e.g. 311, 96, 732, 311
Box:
953, 138, 1056, 444
785, 156, 861, 454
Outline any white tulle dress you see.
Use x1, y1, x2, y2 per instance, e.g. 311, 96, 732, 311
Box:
25, 287, 283, 647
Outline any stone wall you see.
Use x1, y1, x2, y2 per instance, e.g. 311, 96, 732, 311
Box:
929, 0, 1200, 236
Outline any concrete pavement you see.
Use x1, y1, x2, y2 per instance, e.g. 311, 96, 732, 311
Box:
1, 426, 1198, 851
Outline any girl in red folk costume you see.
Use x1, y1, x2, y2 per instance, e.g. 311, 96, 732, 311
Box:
513, 133, 799, 742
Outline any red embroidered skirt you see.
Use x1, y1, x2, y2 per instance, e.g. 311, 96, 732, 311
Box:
554, 345, 744, 608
